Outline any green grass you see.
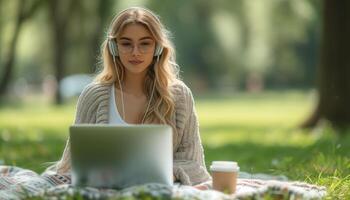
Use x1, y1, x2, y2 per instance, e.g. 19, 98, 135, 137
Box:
0, 91, 349, 199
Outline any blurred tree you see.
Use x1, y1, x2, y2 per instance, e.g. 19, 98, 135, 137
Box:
148, 1, 226, 90
0, 0, 3, 61
88, 0, 117, 73
302, 0, 350, 129
243, 0, 319, 90
48, 0, 80, 104
148, 0, 319, 91
0, 0, 43, 99
0, 0, 324, 100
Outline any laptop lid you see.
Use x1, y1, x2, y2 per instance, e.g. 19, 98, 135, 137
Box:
69, 124, 173, 189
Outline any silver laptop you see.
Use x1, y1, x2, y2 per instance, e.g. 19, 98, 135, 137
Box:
69, 124, 173, 189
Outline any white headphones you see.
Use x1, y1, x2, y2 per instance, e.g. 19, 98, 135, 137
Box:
107, 37, 160, 124
107, 7, 163, 124
108, 38, 158, 124
108, 7, 164, 59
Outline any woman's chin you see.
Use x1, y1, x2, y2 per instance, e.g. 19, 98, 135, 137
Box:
125, 66, 149, 75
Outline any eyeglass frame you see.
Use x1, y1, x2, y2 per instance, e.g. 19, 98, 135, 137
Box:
116, 39, 156, 54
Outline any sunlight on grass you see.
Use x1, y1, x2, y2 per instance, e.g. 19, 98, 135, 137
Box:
0, 91, 349, 198
196, 91, 316, 147
1, 104, 74, 131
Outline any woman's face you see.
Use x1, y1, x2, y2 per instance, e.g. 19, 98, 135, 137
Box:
117, 23, 156, 77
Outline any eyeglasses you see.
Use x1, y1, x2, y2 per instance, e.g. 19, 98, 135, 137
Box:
117, 40, 155, 54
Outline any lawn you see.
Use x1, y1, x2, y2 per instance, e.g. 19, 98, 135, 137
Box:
0, 91, 349, 199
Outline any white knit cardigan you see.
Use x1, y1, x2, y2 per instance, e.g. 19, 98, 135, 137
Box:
47, 80, 211, 186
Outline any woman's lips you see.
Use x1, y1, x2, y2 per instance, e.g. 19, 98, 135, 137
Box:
129, 60, 144, 65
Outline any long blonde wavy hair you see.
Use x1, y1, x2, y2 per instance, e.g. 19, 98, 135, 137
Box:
95, 7, 180, 128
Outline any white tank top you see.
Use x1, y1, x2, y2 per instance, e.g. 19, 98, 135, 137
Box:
109, 86, 128, 125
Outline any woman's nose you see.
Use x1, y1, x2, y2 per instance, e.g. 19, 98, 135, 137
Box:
131, 45, 141, 56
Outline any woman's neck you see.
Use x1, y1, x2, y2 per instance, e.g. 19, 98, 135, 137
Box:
121, 71, 147, 97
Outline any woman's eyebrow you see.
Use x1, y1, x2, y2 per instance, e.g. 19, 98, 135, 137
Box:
139, 36, 153, 40
119, 37, 131, 41
119, 36, 153, 41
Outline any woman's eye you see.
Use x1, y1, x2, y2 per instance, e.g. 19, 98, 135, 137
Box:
140, 42, 151, 46
121, 43, 132, 47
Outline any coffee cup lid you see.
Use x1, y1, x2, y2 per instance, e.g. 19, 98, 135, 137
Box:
210, 161, 239, 172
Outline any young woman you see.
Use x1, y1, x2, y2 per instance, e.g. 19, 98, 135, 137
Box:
47, 7, 211, 188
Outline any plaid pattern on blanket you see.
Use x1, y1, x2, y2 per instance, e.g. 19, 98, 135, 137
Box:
0, 166, 326, 200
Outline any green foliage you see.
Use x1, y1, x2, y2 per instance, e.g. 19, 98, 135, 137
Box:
0, 0, 322, 92
0, 91, 349, 198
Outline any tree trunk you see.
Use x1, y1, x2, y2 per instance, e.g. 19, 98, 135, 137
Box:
0, 0, 44, 99
302, 0, 350, 129
53, 24, 65, 105
0, 0, 25, 98
89, 0, 109, 73
48, 0, 77, 105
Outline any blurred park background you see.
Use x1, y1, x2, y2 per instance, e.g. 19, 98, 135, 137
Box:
0, 0, 349, 198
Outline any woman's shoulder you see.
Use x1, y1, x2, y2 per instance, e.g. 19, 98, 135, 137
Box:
170, 79, 194, 105
78, 82, 112, 100
170, 79, 192, 94
74, 82, 112, 124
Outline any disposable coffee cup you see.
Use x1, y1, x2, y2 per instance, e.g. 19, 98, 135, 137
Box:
210, 161, 239, 194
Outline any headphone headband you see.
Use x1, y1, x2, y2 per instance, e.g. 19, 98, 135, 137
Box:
107, 7, 163, 58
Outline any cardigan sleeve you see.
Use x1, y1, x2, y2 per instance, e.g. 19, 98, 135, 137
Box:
173, 84, 212, 185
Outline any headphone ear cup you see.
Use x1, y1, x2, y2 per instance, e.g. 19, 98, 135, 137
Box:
154, 44, 163, 57
108, 39, 119, 57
